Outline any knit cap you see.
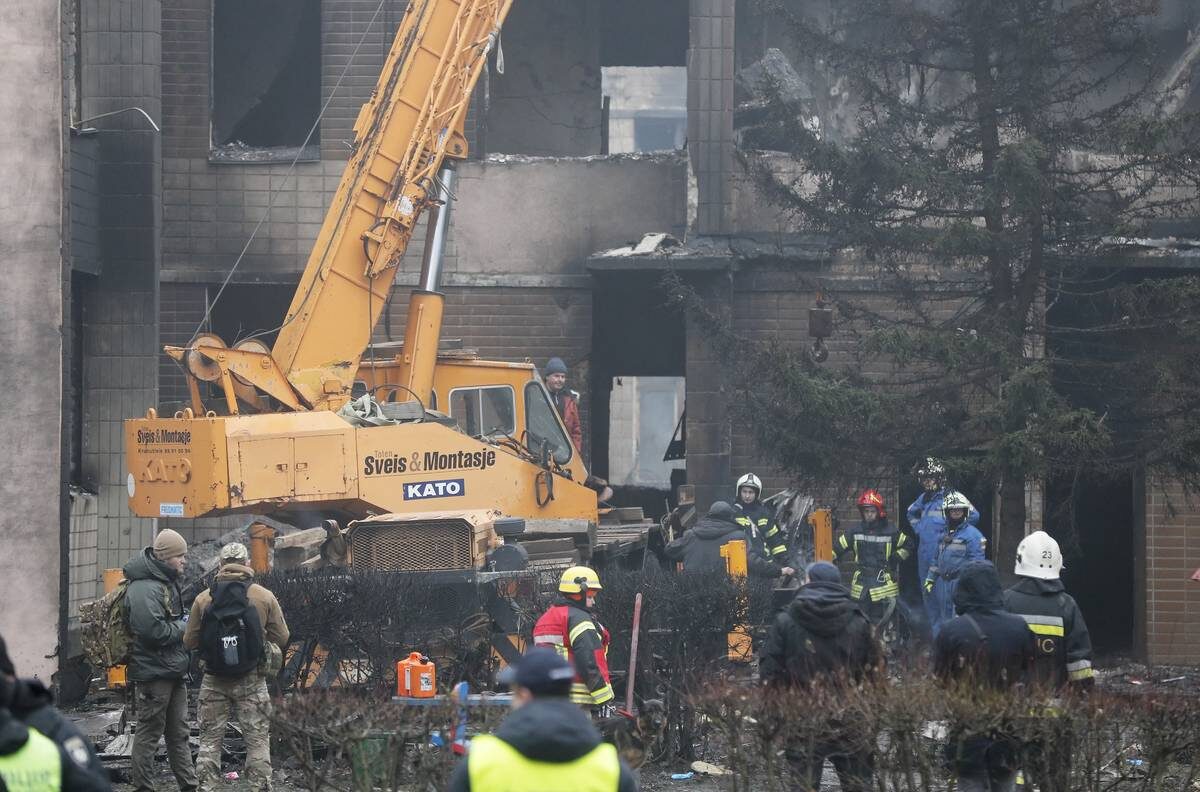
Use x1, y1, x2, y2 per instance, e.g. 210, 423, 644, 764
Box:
152, 529, 188, 561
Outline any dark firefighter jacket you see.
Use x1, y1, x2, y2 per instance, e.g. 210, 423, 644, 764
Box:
934, 562, 1036, 690
3, 678, 109, 791
532, 599, 613, 706
734, 499, 789, 563
759, 579, 883, 689
121, 548, 190, 683
835, 518, 909, 603
448, 698, 637, 792
664, 515, 780, 578
1003, 577, 1095, 690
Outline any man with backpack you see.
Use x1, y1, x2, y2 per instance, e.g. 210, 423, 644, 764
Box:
184, 543, 288, 792
123, 528, 197, 792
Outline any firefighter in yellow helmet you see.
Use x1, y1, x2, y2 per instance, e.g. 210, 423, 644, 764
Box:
531, 567, 614, 708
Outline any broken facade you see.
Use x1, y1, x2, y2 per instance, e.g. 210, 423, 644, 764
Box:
3, 0, 1198, 683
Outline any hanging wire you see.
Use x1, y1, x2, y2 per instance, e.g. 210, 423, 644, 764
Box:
187, 0, 393, 346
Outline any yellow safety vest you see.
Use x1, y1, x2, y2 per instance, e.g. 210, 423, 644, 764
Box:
467, 734, 620, 791
0, 728, 62, 792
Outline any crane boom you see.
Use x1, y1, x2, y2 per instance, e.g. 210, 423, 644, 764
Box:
271, 0, 513, 409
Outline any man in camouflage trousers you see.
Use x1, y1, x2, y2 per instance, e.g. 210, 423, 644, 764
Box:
184, 543, 289, 792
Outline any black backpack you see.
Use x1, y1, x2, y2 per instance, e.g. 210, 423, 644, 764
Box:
199, 580, 264, 677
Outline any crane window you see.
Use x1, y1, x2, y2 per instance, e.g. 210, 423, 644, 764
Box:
449, 386, 516, 438
524, 382, 573, 466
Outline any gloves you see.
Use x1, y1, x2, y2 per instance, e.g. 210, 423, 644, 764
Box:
923, 572, 937, 594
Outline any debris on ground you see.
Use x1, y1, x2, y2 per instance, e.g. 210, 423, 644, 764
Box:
690, 760, 731, 776
1100, 660, 1198, 695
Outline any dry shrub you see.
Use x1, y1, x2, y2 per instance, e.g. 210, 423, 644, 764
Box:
270, 689, 507, 792
264, 569, 469, 694
694, 679, 1200, 792
593, 567, 777, 760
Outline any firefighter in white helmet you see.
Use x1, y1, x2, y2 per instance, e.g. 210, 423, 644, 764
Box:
1002, 531, 1094, 689
531, 567, 614, 708
1003, 531, 1095, 792
733, 473, 794, 577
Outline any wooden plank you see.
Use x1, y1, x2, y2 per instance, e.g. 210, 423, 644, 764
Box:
523, 519, 596, 546
274, 526, 327, 550
519, 538, 577, 556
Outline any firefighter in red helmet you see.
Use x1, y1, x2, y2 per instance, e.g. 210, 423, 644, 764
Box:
835, 489, 911, 622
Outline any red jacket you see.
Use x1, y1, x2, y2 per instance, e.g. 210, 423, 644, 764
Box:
532, 599, 613, 705
552, 391, 584, 453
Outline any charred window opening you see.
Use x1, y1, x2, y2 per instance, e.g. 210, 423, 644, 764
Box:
598, 0, 687, 155
602, 67, 687, 154
600, 0, 688, 68
211, 0, 321, 162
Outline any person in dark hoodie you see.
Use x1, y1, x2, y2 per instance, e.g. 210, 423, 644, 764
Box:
123, 529, 197, 792
448, 647, 637, 792
759, 561, 883, 792
0, 634, 110, 791
664, 501, 782, 578
935, 561, 1036, 792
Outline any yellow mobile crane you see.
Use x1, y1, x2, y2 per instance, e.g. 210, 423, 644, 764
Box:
124, 0, 657, 661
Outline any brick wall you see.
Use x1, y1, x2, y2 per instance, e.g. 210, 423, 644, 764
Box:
683, 271, 733, 510
688, 0, 735, 234
68, 490, 100, 627
79, 0, 162, 580
158, 282, 208, 407
1142, 479, 1200, 664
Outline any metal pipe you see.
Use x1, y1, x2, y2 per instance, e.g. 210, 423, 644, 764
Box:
418, 167, 456, 292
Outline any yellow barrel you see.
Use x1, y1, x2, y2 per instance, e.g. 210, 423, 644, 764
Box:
248, 522, 275, 575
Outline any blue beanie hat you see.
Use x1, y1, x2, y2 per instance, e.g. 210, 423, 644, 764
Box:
805, 561, 842, 584
545, 357, 568, 376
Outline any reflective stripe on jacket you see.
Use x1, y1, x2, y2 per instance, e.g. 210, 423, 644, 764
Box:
532, 601, 614, 705
1002, 577, 1095, 689
467, 734, 619, 791
835, 519, 909, 602
734, 500, 789, 560
0, 728, 62, 792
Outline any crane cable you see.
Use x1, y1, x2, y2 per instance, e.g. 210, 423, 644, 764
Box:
187, 0, 393, 346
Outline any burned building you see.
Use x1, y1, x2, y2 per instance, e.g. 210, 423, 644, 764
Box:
1, 0, 1197, 684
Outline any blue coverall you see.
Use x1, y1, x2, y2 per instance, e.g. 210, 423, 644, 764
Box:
907, 490, 981, 635
924, 524, 986, 637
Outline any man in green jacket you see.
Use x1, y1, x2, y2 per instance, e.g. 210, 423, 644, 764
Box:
123, 529, 197, 792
